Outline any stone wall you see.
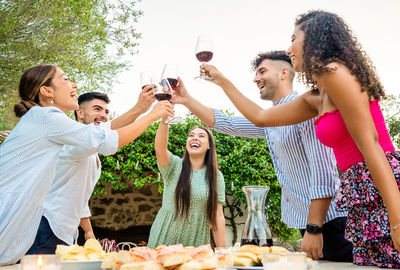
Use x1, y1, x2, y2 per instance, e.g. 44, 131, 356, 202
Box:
89, 182, 162, 230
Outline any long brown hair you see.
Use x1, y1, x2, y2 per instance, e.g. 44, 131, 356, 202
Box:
14, 65, 57, 118
295, 10, 385, 99
174, 126, 219, 228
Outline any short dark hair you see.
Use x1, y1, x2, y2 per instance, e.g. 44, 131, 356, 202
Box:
74, 91, 110, 120
251, 50, 292, 71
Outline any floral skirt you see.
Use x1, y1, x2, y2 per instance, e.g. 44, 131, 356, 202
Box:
334, 151, 400, 268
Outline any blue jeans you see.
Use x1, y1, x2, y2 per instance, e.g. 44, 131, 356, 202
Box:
300, 217, 353, 262
26, 216, 67, 255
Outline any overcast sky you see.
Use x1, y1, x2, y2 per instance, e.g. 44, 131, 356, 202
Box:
108, 0, 400, 118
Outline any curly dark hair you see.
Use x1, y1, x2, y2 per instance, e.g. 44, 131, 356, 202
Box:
295, 10, 385, 99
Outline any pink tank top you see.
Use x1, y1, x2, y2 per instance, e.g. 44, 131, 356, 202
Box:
314, 99, 394, 171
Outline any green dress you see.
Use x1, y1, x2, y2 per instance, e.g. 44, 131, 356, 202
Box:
147, 154, 225, 248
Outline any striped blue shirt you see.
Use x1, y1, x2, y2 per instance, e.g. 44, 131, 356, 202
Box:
0, 106, 118, 265
212, 92, 347, 228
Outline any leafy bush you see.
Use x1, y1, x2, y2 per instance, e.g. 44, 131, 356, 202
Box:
382, 94, 400, 149
97, 113, 297, 243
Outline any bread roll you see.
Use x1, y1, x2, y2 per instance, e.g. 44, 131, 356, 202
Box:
233, 256, 255, 267
120, 261, 164, 270
101, 255, 115, 269
176, 260, 203, 270
129, 246, 155, 262
239, 244, 270, 255
156, 244, 191, 267
216, 253, 234, 268
190, 244, 213, 260
235, 252, 260, 264
270, 246, 289, 253
197, 256, 218, 269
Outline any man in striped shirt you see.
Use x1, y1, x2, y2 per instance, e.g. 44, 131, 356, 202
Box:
174, 51, 352, 261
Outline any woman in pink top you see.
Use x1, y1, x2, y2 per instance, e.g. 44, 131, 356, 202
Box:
201, 10, 400, 267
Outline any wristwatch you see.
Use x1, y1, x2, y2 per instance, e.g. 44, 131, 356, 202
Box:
306, 224, 323, 234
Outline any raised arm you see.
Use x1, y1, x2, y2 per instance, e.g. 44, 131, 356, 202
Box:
117, 101, 173, 149
174, 77, 215, 127
202, 64, 319, 127
175, 77, 265, 139
323, 63, 400, 251
155, 117, 171, 166
110, 85, 155, 129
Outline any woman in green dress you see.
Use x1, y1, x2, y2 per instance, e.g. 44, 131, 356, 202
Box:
147, 117, 226, 248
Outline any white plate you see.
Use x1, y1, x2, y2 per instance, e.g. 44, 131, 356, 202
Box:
61, 260, 103, 270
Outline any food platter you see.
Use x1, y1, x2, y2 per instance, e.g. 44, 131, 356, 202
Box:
61, 260, 103, 270
227, 267, 263, 270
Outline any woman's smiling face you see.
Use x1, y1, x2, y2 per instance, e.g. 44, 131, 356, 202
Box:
50, 67, 79, 112
286, 26, 305, 72
186, 127, 210, 156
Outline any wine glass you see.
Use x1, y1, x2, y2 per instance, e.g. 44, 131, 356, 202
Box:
161, 64, 179, 91
139, 71, 157, 112
158, 65, 181, 124
140, 71, 156, 89
195, 36, 213, 79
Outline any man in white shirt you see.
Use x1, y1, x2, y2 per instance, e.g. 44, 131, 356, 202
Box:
26, 88, 154, 254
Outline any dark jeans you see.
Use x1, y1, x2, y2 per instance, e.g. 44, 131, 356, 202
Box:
26, 216, 67, 255
300, 217, 353, 262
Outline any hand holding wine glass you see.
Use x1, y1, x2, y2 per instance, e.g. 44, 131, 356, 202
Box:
173, 77, 191, 105
139, 71, 157, 112
148, 100, 174, 122
195, 36, 213, 79
201, 64, 226, 86
157, 64, 182, 124
135, 85, 156, 113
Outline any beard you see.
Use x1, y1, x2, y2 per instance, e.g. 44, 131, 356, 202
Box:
259, 78, 279, 101
260, 89, 274, 100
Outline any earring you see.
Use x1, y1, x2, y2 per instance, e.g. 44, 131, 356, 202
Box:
50, 97, 54, 104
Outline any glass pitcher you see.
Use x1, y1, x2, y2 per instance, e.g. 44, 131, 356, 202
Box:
240, 185, 273, 246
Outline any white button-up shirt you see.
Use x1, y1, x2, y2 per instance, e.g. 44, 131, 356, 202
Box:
42, 122, 111, 245
212, 92, 347, 228
0, 106, 118, 265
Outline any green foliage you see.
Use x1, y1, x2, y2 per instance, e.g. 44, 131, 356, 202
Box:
382, 94, 400, 149
98, 113, 297, 242
0, 0, 142, 129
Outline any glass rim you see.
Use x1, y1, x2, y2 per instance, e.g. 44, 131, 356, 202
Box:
242, 185, 269, 188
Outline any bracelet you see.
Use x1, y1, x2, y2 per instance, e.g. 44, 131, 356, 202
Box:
391, 223, 400, 233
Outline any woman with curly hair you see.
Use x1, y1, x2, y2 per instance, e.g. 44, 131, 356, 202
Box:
201, 10, 400, 267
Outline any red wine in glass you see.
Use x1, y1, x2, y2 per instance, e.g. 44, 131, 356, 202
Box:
195, 36, 213, 79
167, 78, 179, 90
155, 93, 172, 101
196, 51, 213, 62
